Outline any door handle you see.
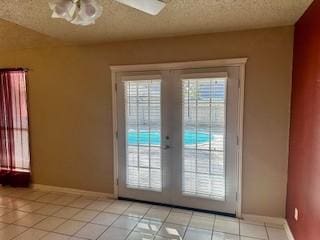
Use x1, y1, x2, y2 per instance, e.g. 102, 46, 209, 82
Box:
162, 145, 170, 150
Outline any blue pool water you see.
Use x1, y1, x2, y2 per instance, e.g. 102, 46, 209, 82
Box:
127, 131, 211, 145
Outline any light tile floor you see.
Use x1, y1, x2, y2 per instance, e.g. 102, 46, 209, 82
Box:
0, 187, 289, 240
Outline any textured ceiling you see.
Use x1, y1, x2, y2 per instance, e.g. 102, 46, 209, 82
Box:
0, 0, 313, 44
0, 19, 65, 51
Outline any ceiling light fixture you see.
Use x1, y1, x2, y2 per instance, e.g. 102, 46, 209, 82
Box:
49, 0, 103, 26
49, 0, 169, 26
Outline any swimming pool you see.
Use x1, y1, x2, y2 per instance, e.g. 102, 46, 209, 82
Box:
127, 131, 211, 145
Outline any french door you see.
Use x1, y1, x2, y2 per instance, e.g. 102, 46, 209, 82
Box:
115, 66, 240, 214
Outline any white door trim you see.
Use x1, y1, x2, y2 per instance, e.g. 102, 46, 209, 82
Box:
110, 58, 247, 72
111, 58, 247, 217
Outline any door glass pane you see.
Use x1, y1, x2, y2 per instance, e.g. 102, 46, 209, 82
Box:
125, 80, 162, 191
182, 77, 226, 200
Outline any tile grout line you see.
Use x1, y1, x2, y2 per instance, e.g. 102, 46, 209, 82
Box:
86, 200, 132, 239
212, 213, 217, 238
61, 200, 123, 239
181, 208, 195, 240
0, 189, 112, 240
264, 222, 270, 240
13, 194, 119, 240
2, 223, 29, 240
123, 202, 154, 240
0, 188, 287, 240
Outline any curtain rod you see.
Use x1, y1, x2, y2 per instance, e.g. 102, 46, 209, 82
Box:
0, 68, 30, 72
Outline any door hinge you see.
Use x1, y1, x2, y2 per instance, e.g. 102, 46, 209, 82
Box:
236, 192, 238, 201
116, 178, 119, 186
236, 136, 239, 145
115, 83, 118, 92
238, 78, 240, 88
115, 131, 119, 139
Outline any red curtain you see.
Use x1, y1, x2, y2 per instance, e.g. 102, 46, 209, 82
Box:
0, 70, 31, 187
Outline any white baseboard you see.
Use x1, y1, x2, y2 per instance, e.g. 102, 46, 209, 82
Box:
242, 214, 286, 225
32, 184, 115, 199
284, 220, 295, 240
242, 214, 294, 240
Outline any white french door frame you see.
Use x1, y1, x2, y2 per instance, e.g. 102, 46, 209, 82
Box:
111, 58, 247, 217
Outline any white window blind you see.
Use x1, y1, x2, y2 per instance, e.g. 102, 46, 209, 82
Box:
124, 80, 162, 191
182, 77, 226, 200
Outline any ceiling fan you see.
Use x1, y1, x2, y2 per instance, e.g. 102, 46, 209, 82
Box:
49, 0, 168, 26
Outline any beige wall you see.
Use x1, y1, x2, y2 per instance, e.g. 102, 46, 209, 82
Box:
0, 19, 66, 51
0, 26, 293, 217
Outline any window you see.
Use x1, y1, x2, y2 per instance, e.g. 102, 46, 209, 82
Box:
182, 77, 226, 200
0, 70, 31, 185
124, 80, 162, 191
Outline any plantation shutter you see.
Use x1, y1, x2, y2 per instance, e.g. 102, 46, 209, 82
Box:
182, 76, 227, 200
124, 79, 162, 191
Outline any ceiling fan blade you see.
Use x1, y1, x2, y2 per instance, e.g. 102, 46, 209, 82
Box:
115, 0, 166, 15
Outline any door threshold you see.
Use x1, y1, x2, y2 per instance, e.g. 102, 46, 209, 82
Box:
118, 197, 236, 218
